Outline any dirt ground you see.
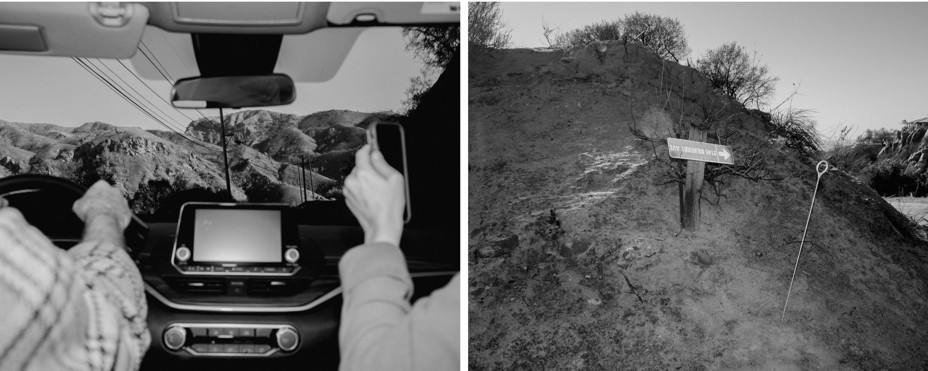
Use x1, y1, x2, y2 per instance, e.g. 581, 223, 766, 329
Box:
468, 43, 928, 370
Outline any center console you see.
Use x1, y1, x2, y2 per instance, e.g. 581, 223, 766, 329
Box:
162, 323, 301, 356
140, 203, 333, 359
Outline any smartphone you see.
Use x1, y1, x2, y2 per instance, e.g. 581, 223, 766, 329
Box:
366, 121, 411, 223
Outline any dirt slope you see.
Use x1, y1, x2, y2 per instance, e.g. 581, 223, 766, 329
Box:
469, 41, 928, 370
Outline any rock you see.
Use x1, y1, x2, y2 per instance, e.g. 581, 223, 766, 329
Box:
476, 232, 520, 258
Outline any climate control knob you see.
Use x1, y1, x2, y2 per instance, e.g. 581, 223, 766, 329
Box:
163, 326, 187, 351
276, 327, 299, 352
175, 246, 191, 262
284, 248, 300, 264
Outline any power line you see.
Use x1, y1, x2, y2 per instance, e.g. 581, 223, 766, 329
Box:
73, 57, 178, 132
137, 40, 209, 120
158, 30, 199, 77
138, 40, 174, 83
91, 58, 187, 131
72, 57, 217, 152
115, 59, 198, 123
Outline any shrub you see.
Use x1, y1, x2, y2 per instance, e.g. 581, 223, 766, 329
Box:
768, 107, 822, 160
549, 19, 622, 49
622, 11, 689, 61
545, 12, 690, 62
469, 2, 512, 49
696, 42, 778, 110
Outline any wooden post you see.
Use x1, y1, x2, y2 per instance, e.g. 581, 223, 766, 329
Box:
680, 129, 707, 231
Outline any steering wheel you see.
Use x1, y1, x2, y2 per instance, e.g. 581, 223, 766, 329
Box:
0, 174, 148, 254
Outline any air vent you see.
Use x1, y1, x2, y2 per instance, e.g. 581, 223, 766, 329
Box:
169, 278, 226, 293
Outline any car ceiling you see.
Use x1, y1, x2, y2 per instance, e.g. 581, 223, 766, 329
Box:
0, 2, 459, 82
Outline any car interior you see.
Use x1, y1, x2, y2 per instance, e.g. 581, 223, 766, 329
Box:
0, 2, 459, 370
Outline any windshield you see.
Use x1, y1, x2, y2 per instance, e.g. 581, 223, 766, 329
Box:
0, 25, 455, 222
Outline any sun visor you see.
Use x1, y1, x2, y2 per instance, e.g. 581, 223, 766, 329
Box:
0, 3, 148, 58
327, 2, 459, 25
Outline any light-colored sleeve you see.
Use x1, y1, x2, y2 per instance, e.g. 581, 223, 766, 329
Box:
0, 207, 149, 371
337, 242, 460, 371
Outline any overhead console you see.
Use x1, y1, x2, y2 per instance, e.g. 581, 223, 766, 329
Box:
143, 2, 330, 34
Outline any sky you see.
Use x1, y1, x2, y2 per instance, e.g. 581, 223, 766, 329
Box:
498, 2, 928, 141
0, 26, 425, 132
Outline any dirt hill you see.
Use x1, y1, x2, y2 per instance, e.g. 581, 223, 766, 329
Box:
469, 41, 928, 369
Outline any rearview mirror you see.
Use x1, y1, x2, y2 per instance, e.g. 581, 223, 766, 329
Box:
171, 74, 296, 109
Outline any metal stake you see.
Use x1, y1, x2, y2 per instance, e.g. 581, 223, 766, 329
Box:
782, 160, 829, 320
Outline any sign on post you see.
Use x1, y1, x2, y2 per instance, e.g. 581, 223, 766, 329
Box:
667, 138, 734, 165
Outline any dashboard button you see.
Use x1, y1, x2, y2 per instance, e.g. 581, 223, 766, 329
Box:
190, 327, 207, 337
239, 344, 254, 354
284, 248, 300, 263
253, 344, 272, 353
276, 327, 299, 352
231, 267, 245, 272
262, 267, 279, 273
191, 344, 209, 353
163, 326, 186, 351
175, 247, 191, 262
255, 328, 272, 338
223, 344, 239, 353
208, 328, 234, 338
207, 344, 223, 353
237, 328, 255, 337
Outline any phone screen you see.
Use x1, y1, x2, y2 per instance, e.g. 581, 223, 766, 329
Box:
371, 123, 411, 223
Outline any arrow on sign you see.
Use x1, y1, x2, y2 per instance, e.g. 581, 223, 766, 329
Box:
666, 138, 735, 165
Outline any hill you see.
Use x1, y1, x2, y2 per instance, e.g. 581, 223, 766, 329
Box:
829, 119, 928, 197
469, 42, 928, 369
0, 108, 382, 216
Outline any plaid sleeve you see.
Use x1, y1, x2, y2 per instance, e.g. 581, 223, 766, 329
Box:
0, 208, 149, 371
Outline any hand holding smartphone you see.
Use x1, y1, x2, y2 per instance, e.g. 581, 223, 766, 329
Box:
366, 121, 411, 223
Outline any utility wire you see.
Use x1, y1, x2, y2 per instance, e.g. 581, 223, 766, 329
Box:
138, 41, 209, 120
115, 59, 197, 123
138, 41, 174, 83
91, 58, 187, 131
154, 31, 211, 119
72, 57, 217, 152
73, 57, 178, 132
158, 30, 199, 78
78, 58, 177, 130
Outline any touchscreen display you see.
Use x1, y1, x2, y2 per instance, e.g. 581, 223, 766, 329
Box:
192, 209, 282, 263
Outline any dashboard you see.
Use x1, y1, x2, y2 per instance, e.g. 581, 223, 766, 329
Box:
136, 202, 458, 370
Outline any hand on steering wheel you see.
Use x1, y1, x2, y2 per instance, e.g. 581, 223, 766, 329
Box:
73, 180, 133, 230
